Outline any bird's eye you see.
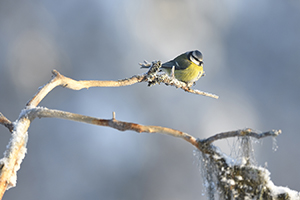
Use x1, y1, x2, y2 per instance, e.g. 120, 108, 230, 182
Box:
192, 50, 203, 62
190, 54, 201, 66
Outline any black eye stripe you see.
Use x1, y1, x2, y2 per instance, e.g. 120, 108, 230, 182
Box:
189, 54, 201, 63
191, 54, 200, 62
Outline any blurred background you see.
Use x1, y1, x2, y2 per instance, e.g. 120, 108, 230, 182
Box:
0, 0, 300, 199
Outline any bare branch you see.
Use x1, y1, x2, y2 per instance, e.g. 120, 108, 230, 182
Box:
25, 107, 282, 156
26, 70, 146, 107
27, 107, 199, 148
200, 128, 282, 145
182, 87, 219, 98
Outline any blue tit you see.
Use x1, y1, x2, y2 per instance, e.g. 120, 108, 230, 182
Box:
142, 50, 204, 85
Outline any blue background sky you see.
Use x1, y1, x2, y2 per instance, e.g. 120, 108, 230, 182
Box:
0, 0, 300, 199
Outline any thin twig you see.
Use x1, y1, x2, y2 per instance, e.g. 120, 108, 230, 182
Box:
200, 128, 282, 145
182, 87, 219, 99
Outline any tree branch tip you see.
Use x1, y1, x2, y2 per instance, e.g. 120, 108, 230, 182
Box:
139, 60, 151, 67
112, 112, 116, 120
274, 129, 282, 136
0, 112, 14, 132
212, 94, 219, 99
51, 69, 62, 77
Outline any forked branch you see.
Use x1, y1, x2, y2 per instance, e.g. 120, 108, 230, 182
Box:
0, 66, 218, 199
2, 66, 286, 200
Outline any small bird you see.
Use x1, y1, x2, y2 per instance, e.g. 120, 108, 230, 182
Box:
142, 50, 204, 86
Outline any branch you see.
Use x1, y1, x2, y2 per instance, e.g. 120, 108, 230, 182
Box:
194, 129, 298, 200
0, 65, 219, 199
200, 128, 282, 145
0, 104, 281, 197
6, 65, 294, 200
26, 107, 200, 148
26, 65, 218, 108
140, 61, 219, 99
26, 70, 147, 107
0, 115, 29, 198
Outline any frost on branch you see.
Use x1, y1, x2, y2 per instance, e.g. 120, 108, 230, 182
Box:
194, 133, 300, 200
0, 118, 28, 190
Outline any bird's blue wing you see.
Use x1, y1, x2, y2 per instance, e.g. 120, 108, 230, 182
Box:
162, 60, 180, 69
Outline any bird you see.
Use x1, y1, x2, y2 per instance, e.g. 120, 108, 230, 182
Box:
142, 50, 204, 86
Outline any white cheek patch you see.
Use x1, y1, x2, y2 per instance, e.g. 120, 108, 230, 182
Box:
190, 55, 200, 66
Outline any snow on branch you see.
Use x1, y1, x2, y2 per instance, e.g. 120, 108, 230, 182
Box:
195, 130, 300, 200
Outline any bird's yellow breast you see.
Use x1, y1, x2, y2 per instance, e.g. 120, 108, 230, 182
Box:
173, 64, 203, 83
